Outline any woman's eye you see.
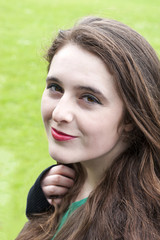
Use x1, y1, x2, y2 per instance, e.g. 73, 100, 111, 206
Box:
47, 83, 63, 93
82, 94, 101, 105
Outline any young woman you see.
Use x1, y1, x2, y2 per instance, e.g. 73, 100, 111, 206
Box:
17, 16, 160, 240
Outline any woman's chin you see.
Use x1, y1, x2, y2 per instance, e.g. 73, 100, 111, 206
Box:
49, 150, 72, 164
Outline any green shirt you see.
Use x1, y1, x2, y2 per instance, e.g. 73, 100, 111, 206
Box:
52, 198, 87, 240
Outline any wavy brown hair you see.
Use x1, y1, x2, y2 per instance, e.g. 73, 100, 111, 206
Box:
16, 17, 160, 240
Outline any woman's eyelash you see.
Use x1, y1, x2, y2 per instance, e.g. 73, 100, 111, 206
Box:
47, 83, 63, 93
81, 94, 102, 105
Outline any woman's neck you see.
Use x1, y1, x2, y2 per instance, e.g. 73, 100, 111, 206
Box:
75, 140, 128, 201
74, 157, 111, 201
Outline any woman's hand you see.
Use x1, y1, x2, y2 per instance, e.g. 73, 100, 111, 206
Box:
41, 165, 75, 205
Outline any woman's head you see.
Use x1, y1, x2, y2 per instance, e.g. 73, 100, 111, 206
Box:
42, 43, 128, 167
43, 16, 160, 163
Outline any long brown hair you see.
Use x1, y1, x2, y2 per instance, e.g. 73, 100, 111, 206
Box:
16, 17, 160, 240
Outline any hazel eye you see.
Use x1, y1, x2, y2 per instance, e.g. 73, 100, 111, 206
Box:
47, 83, 63, 93
82, 94, 101, 105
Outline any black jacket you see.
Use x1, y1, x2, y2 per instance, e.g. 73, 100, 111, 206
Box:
26, 165, 54, 218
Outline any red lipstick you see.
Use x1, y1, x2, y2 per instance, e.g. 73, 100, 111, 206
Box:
51, 128, 76, 141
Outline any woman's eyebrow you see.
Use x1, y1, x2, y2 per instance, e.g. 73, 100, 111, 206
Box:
46, 76, 62, 84
76, 85, 105, 97
46, 76, 106, 99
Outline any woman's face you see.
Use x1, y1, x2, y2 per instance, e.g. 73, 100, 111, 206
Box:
41, 44, 126, 166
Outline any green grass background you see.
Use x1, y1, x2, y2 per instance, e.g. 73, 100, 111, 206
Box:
0, 0, 159, 239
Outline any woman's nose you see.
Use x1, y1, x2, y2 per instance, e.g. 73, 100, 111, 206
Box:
52, 97, 74, 123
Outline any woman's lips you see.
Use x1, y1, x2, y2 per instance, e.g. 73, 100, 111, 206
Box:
51, 128, 77, 141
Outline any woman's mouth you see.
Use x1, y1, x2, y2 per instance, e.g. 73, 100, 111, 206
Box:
51, 128, 77, 141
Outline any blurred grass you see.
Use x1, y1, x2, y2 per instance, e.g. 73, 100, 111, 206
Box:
0, 0, 159, 239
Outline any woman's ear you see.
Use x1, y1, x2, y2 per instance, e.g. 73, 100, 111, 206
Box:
124, 123, 134, 132
123, 112, 134, 132
122, 122, 134, 143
